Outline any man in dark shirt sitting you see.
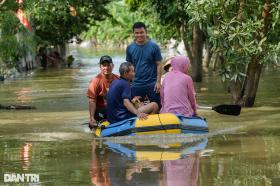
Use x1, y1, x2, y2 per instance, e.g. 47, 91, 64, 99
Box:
106, 62, 158, 123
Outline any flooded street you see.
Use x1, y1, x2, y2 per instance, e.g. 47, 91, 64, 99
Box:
0, 48, 279, 185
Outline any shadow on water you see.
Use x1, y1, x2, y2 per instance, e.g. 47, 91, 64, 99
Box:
0, 47, 279, 185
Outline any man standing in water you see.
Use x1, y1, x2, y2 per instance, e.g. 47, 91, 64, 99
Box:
87, 55, 119, 129
126, 22, 163, 107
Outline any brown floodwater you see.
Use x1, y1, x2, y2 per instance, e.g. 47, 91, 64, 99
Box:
0, 48, 279, 185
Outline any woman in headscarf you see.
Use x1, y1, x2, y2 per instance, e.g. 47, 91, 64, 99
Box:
160, 56, 197, 117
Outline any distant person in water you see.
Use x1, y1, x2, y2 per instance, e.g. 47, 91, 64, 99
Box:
106, 62, 158, 123
160, 56, 197, 117
66, 55, 74, 68
87, 55, 119, 129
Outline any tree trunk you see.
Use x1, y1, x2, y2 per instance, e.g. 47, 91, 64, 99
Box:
180, 19, 194, 64
183, 40, 193, 62
237, 59, 263, 107
237, 0, 245, 21
204, 40, 213, 68
232, 0, 271, 107
57, 44, 66, 59
191, 23, 204, 82
181, 22, 204, 82
226, 0, 245, 104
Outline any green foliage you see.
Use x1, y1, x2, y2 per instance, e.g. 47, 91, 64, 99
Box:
0, 0, 18, 11
211, 17, 263, 81
185, 0, 280, 82
0, 11, 20, 61
214, 1, 279, 82
1, 0, 114, 74
134, 0, 180, 42
0, 0, 36, 75
0, 9, 32, 73
32, 0, 112, 46
140, 0, 189, 41
81, 1, 167, 47
124, 0, 143, 11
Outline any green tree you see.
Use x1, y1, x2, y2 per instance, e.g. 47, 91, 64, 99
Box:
195, 0, 280, 106
32, 0, 112, 50
0, 0, 35, 75
81, 1, 166, 48
81, 1, 137, 48
1, 0, 113, 74
0, 0, 18, 11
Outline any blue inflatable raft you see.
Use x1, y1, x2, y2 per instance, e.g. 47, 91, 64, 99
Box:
94, 113, 208, 137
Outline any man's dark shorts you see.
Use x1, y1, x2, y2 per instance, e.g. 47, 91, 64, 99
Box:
131, 84, 160, 107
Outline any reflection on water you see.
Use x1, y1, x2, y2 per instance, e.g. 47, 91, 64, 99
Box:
91, 139, 208, 186
16, 87, 33, 104
20, 143, 32, 170
163, 155, 199, 186
204, 134, 280, 186
0, 130, 279, 185
0, 47, 279, 185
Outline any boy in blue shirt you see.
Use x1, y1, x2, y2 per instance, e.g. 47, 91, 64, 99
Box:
106, 62, 159, 123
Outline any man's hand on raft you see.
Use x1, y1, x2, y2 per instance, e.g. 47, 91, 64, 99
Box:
89, 119, 98, 129
136, 111, 148, 120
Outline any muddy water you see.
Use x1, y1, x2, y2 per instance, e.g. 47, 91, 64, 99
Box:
0, 48, 279, 185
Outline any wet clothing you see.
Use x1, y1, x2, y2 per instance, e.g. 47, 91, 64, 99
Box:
126, 40, 162, 105
106, 78, 136, 123
87, 73, 119, 121
160, 56, 197, 117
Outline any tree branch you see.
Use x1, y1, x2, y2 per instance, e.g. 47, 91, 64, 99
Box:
0, 0, 6, 6
237, 0, 245, 21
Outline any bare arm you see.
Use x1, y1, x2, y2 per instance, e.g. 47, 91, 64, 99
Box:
187, 81, 197, 116
154, 61, 162, 93
123, 99, 147, 120
88, 99, 97, 127
160, 80, 164, 109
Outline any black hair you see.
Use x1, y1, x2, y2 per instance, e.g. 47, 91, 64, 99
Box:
132, 22, 147, 31
119, 62, 133, 76
164, 64, 171, 72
